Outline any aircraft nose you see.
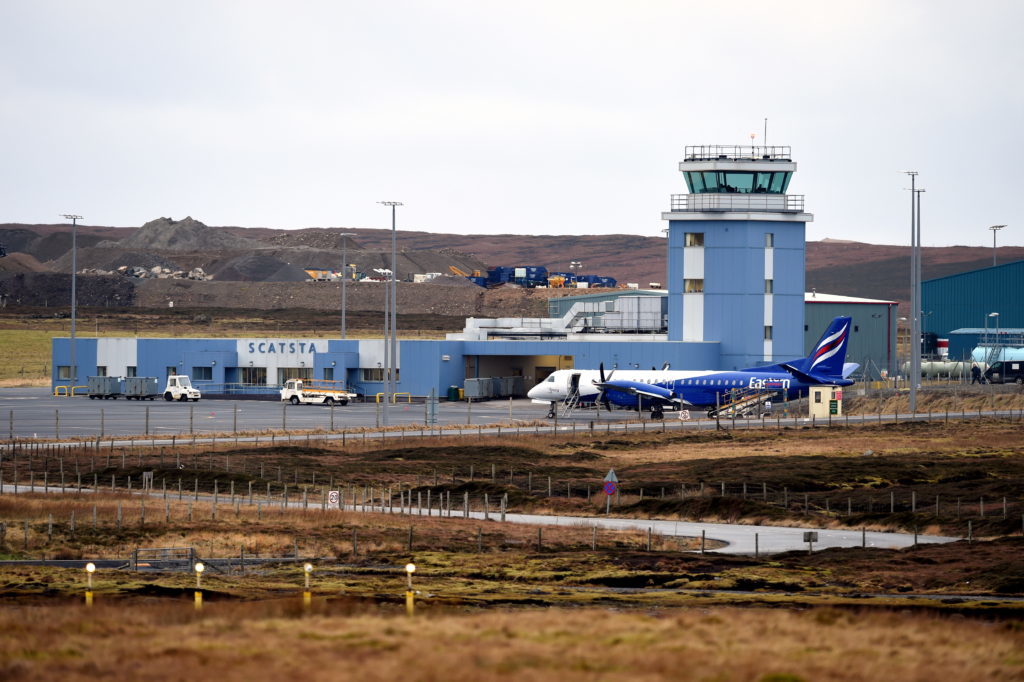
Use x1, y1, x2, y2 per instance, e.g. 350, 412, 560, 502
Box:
527, 384, 541, 399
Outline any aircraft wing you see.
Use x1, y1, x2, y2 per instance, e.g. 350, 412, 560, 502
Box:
841, 362, 860, 379
593, 380, 691, 405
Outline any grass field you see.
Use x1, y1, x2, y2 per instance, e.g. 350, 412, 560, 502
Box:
2, 419, 1023, 680
1, 604, 1021, 681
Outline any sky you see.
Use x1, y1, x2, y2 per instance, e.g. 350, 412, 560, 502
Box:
1, 1, 1021, 247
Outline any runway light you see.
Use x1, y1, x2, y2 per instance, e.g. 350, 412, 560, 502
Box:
194, 562, 205, 589
405, 563, 416, 590
85, 562, 96, 591
303, 562, 313, 590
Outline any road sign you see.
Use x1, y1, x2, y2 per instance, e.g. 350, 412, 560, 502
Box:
328, 490, 340, 510
603, 469, 618, 483
603, 481, 617, 496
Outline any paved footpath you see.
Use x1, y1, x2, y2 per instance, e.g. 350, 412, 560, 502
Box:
2, 484, 960, 555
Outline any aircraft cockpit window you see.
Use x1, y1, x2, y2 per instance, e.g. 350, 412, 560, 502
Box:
546, 375, 556, 383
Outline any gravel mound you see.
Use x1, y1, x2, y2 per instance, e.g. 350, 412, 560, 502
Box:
207, 253, 309, 282
0, 252, 52, 274
105, 216, 263, 251
49, 248, 182, 274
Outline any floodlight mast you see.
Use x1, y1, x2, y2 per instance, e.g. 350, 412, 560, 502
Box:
61, 214, 82, 388
378, 201, 402, 426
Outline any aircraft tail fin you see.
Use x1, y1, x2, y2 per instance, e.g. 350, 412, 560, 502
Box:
794, 316, 852, 379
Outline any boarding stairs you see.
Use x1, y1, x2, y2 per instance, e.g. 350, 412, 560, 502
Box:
708, 388, 778, 419
558, 388, 582, 418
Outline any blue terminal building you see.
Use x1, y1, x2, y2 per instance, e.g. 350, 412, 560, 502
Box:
51, 145, 820, 398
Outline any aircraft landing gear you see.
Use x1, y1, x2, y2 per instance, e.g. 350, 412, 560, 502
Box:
546, 402, 556, 419
651, 407, 664, 420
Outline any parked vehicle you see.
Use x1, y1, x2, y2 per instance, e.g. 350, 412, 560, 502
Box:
164, 375, 202, 402
125, 376, 161, 400
280, 379, 355, 405
983, 361, 1024, 385
87, 376, 123, 399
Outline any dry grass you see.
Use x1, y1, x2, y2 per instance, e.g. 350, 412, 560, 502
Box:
0, 604, 1020, 681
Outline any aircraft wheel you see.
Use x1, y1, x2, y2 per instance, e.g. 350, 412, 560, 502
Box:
651, 410, 664, 420
706, 409, 717, 418
546, 409, 555, 419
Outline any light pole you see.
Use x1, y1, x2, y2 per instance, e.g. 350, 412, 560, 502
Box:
378, 201, 402, 426
61, 214, 82, 388
900, 172, 919, 410
373, 267, 392, 424
339, 232, 355, 340
989, 225, 1006, 267
990, 312, 1000, 364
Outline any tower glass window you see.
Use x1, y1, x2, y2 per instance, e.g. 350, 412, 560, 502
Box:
684, 171, 792, 194
684, 279, 704, 293
765, 232, 775, 247
684, 232, 704, 247
764, 279, 773, 293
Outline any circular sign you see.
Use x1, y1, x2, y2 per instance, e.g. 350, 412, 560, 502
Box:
328, 490, 340, 505
603, 481, 617, 496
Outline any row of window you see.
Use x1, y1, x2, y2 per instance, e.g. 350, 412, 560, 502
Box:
683, 232, 775, 247
55, 366, 374, 386
684, 171, 793, 194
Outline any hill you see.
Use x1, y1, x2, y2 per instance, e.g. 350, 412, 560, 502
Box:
2, 221, 1022, 311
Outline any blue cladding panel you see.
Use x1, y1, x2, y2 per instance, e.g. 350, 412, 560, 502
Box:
922, 261, 1024, 337
51, 338, 97, 387
668, 218, 805, 368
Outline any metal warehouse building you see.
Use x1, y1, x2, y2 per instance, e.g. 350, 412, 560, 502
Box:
803, 292, 897, 380
922, 260, 1024, 337
52, 144, 900, 398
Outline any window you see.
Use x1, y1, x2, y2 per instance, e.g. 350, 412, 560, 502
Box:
684, 278, 704, 293
765, 233, 775, 248
166, 366, 177, 379
362, 368, 400, 382
323, 367, 334, 381
96, 366, 107, 377
278, 367, 313, 385
687, 171, 792, 194
815, 392, 822, 404
764, 325, 773, 340
192, 366, 213, 381
241, 367, 267, 385
604, 301, 616, 312
58, 365, 71, 380
764, 279, 773, 294
684, 232, 704, 247
126, 366, 137, 377
854, 325, 859, 332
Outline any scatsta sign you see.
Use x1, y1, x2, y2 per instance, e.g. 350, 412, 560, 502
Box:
246, 341, 320, 354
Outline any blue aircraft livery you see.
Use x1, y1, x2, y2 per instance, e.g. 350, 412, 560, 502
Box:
527, 317, 857, 418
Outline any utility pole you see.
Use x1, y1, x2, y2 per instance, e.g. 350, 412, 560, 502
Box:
61, 214, 82, 387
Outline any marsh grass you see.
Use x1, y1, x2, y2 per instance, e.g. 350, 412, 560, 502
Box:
0, 603, 1020, 681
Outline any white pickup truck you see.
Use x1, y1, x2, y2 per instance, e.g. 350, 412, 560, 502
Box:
280, 379, 355, 406
164, 375, 202, 402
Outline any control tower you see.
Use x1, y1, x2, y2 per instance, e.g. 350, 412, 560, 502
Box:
661, 145, 813, 369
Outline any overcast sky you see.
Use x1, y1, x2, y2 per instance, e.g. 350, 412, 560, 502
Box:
1, 1, 1020, 246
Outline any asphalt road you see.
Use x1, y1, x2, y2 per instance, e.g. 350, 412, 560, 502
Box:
1, 388, 1016, 444
0, 483, 960, 555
